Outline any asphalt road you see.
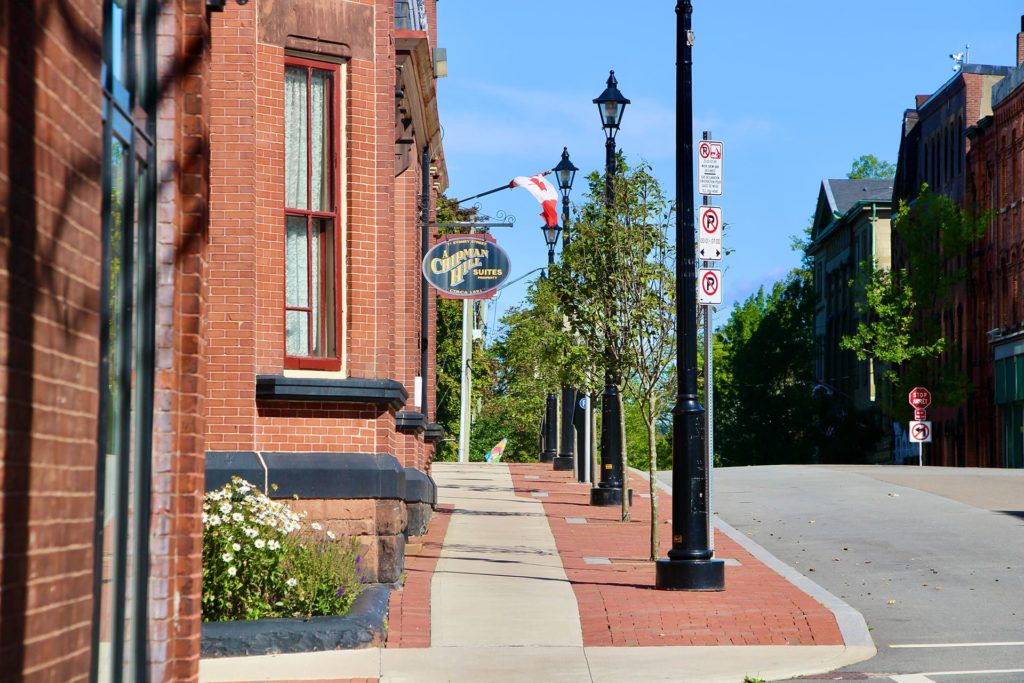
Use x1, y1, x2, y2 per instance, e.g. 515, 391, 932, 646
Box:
658, 465, 1024, 682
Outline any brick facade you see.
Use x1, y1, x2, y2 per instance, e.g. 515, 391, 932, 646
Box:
1, 0, 212, 680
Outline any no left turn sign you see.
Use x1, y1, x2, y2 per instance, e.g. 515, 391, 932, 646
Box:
697, 268, 722, 305
909, 420, 932, 443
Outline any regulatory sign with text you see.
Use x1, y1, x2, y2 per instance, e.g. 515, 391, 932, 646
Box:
909, 420, 932, 443
697, 205, 723, 261
697, 268, 723, 305
908, 387, 932, 410
697, 140, 724, 196
914, 409, 928, 421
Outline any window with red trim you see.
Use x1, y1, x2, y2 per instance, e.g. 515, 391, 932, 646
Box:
284, 58, 341, 370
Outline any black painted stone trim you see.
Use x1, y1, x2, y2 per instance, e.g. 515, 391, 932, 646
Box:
403, 467, 436, 505
256, 375, 407, 410
395, 411, 426, 433
423, 422, 444, 444
205, 451, 406, 500
200, 585, 390, 657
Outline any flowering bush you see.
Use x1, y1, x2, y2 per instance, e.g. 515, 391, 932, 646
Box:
201, 478, 365, 622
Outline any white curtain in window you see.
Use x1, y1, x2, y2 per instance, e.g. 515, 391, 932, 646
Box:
285, 67, 308, 210
285, 216, 308, 355
310, 71, 329, 212
311, 221, 321, 355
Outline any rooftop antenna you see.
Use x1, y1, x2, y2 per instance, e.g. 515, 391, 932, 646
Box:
950, 43, 970, 72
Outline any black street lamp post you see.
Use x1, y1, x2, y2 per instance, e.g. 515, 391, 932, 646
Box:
656, 0, 724, 591
552, 147, 578, 473
540, 222, 562, 464
590, 71, 631, 507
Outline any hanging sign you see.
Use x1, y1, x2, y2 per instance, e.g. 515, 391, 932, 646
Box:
422, 234, 511, 299
697, 268, 723, 305
698, 205, 723, 261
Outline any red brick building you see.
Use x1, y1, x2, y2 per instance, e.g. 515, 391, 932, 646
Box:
891, 19, 1024, 467
2, 0, 212, 679
964, 19, 1024, 469
1, 0, 447, 680
202, 0, 447, 583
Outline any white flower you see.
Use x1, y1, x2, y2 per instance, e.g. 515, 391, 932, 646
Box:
232, 543, 241, 552
310, 522, 322, 531
254, 539, 266, 549
219, 502, 232, 515
244, 527, 258, 538
326, 530, 336, 540
202, 512, 209, 525
227, 566, 237, 577
222, 552, 233, 562
232, 512, 244, 523
286, 578, 298, 588
268, 540, 280, 551
209, 515, 222, 526
238, 485, 251, 494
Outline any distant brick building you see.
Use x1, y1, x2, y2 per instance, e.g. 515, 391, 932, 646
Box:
964, 18, 1024, 469
891, 21, 1024, 467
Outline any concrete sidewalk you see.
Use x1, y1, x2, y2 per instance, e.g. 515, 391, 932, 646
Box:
200, 462, 875, 683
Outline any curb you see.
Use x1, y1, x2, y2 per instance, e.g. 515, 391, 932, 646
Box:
634, 468, 876, 652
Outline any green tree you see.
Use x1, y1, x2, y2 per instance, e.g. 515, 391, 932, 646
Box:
714, 270, 819, 466
847, 154, 895, 180
552, 158, 675, 523
841, 184, 990, 417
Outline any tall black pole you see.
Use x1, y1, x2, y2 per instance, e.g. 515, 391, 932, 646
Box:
656, 0, 724, 591
540, 245, 558, 463
591, 133, 626, 506
554, 189, 577, 472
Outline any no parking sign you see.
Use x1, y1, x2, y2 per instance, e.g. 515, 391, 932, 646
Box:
697, 268, 722, 305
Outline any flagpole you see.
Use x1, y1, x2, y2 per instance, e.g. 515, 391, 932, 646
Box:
455, 171, 555, 205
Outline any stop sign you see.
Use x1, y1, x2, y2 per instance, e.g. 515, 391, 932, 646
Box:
908, 387, 932, 409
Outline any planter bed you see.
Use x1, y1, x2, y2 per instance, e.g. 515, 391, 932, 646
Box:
200, 584, 390, 657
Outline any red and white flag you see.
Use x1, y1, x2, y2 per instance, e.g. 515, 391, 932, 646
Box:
510, 174, 559, 228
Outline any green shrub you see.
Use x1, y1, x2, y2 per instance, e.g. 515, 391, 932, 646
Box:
201, 478, 364, 622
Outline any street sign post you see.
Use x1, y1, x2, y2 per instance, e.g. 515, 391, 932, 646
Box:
696, 140, 723, 196
908, 387, 932, 410
697, 268, 722, 305
909, 419, 931, 467
697, 205, 723, 261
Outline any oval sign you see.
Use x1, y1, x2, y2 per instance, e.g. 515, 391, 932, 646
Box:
422, 234, 511, 299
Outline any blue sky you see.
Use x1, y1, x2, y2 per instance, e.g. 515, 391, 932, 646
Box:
435, 1, 1022, 334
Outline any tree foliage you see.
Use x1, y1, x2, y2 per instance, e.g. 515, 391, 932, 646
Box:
840, 184, 990, 414
847, 154, 895, 180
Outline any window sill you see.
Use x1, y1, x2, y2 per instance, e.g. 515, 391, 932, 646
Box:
256, 375, 407, 411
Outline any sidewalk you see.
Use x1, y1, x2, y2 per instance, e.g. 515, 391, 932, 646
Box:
200, 462, 875, 683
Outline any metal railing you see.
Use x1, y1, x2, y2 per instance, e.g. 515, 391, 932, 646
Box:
395, 0, 428, 33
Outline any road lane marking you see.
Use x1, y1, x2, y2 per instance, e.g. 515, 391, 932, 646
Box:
890, 641, 1024, 648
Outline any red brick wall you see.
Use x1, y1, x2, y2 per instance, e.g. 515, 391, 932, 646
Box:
205, 0, 440, 465
0, 1, 103, 679
150, 1, 211, 680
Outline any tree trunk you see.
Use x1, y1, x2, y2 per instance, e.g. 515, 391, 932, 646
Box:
647, 396, 659, 562
618, 389, 629, 522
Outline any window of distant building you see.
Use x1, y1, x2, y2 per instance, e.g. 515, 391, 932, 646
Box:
94, 0, 157, 679
283, 57, 344, 371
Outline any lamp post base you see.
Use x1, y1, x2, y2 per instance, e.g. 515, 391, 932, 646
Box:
655, 558, 725, 591
552, 456, 574, 471
589, 486, 633, 507
539, 451, 556, 463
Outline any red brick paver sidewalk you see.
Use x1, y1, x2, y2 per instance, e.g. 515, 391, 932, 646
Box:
385, 504, 453, 648
509, 464, 843, 648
